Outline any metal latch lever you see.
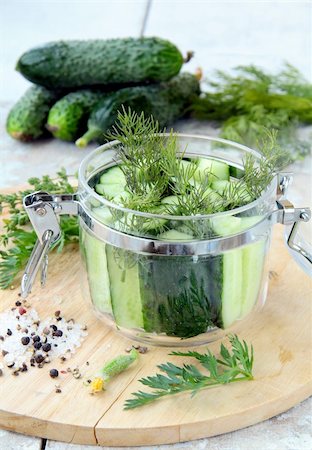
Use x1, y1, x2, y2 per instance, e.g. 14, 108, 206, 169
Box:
20, 230, 54, 298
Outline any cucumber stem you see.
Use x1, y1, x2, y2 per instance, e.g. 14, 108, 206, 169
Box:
75, 128, 101, 148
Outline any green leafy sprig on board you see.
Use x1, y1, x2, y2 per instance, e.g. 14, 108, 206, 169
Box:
192, 64, 312, 160
0, 169, 79, 289
124, 334, 253, 409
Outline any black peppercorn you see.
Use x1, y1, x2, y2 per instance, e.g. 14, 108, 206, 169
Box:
7, 329, 12, 336
21, 336, 30, 345
35, 354, 44, 364
54, 330, 63, 337
49, 368, 59, 378
34, 341, 42, 350
42, 343, 51, 352
15, 301, 22, 307
32, 335, 40, 343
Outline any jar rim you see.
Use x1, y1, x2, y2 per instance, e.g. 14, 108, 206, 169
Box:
78, 133, 277, 221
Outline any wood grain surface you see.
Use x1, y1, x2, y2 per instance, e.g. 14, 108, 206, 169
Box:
0, 199, 311, 446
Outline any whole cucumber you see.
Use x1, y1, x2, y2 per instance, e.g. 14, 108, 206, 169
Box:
6, 86, 59, 141
16, 38, 185, 89
76, 73, 200, 147
46, 90, 108, 141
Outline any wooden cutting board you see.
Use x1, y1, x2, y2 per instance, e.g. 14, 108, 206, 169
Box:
0, 199, 311, 446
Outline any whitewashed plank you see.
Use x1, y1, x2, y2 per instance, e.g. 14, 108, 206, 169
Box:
145, 0, 311, 80
45, 397, 312, 449
0, 0, 149, 101
0, 429, 41, 450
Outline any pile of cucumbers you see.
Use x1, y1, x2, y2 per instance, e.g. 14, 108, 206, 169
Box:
6, 37, 200, 147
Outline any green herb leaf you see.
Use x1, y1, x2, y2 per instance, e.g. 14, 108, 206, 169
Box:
124, 334, 253, 409
0, 170, 79, 289
192, 64, 312, 161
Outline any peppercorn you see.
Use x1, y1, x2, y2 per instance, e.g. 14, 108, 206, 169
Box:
7, 329, 12, 336
50, 325, 57, 331
32, 335, 40, 342
34, 342, 42, 350
35, 354, 44, 364
20, 363, 28, 372
50, 369, 59, 378
15, 301, 22, 306
54, 330, 63, 337
42, 343, 51, 352
54, 310, 61, 317
21, 336, 30, 345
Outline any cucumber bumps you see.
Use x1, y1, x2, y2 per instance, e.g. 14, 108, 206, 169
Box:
6, 86, 58, 141
16, 37, 185, 89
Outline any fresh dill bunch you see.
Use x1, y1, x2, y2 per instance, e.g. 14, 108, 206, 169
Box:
0, 169, 79, 289
124, 334, 254, 409
106, 108, 170, 201
104, 110, 285, 240
192, 64, 312, 160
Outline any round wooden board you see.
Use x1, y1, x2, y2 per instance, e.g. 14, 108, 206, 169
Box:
0, 197, 311, 446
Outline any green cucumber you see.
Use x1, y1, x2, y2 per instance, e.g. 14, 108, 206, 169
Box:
100, 166, 126, 185
92, 206, 114, 225
95, 183, 126, 198
76, 73, 200, 146
6, 86, 59, 141
194, 158, 230, 183
240, 239, 266, 318
46, 90, 108, 141
106, 245, 144, 329
82, 230, 112, 314
16, 37, 185, 89
158, 229, 193, 240
212, 215, 266, 327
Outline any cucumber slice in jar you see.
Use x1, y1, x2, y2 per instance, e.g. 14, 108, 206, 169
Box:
83, 230, 112, 315
193, 158, 230, 183
106, 245, 144, 329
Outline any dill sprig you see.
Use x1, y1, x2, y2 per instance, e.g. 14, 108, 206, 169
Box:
192, 64, 312, 160
104, 110, 288, 238
0, 169, 79, 289
124, 334, 253, 409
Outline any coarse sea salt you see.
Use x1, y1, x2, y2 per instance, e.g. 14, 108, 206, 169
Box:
0, 306, 87, 371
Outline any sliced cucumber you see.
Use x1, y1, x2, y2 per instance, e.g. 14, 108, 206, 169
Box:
212, 215, 242, 236
194, 158, 230, 183
161, 195, 180, 206
92, 206, 114, 225
211, 180, 231, 195
100, 166, 126, 185
106, 245, 144, 329
158, 229, 194, 241
219, 248, 243, 328
240, 239, 266, 318
95, 183, 126, 198
83, 230, 112, 314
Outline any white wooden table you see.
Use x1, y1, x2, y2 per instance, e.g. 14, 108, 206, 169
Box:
0, 1, 311, 449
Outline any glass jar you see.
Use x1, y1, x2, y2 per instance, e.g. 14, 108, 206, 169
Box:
21, 135, 312, 346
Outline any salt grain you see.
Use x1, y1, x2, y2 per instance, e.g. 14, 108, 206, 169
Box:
0, 306, 87, 371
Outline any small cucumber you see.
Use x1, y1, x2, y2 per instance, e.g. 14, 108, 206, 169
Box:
6, 86, 59, 141
46, 90, 108, 141
76, 73, 200, 147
